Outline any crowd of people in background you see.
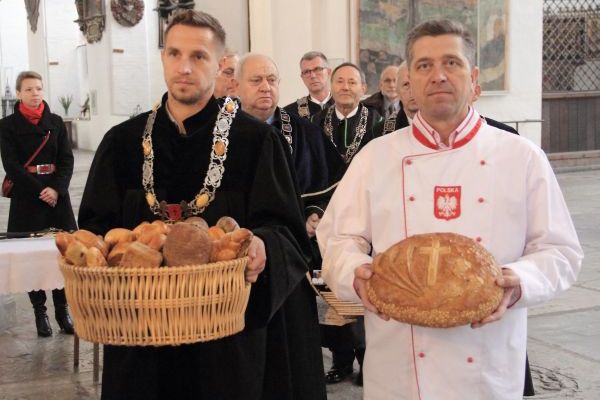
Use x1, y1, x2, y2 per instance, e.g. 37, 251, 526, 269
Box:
0, 9, 582, 400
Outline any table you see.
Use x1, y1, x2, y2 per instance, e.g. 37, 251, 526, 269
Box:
0, 237, 100, 382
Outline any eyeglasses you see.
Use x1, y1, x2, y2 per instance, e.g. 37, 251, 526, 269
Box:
301, 66, 327, 77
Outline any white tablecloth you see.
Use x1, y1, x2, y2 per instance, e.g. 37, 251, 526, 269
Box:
0, 237, 63, 295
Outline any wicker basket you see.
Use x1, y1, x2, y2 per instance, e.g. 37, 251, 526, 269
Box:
59, 257, 251, 346
320, 291, 364, 317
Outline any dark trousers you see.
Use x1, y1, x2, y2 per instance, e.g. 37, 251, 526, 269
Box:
28, 288, 68, 313
320, 317, 366, 369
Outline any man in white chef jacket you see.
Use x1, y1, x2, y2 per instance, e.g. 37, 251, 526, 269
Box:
316, 19, 583, 400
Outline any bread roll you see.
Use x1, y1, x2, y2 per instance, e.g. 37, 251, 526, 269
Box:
163, 223, 212, 266
119, 241, 163, 268
151, 220, 171, 235
184, 216, 209, 231
73, 229, 109, 257
207, 226, 226, 241
107, 241, 132, 267
216, 216, 240, 233
55, 232, 75, 256
210, 228, 253, 262
132, 222, 161, 239
86, 246, 108, 267
64, 240, 88, 266
366, 232, 503, 328
104, 228, 135, 248
138, 231, 167, 252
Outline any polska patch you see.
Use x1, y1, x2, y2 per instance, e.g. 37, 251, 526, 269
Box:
434, 186, 461, 220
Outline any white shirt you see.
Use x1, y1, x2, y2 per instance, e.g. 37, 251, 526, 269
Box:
317, 110, 583, 399
335, 105, 359, 121
310, 93, 332, 109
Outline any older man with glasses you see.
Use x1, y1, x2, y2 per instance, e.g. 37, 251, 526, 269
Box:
284, 51, 335, 119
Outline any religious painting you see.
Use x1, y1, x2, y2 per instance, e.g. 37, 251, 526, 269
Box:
357, 0, 410, 93
357, 0, 509, 92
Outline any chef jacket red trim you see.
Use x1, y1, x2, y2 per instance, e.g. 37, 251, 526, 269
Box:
412, 107, 483, 150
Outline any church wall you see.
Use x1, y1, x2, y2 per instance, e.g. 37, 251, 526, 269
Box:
20, 0, 542, 149
0, 1, 28, 98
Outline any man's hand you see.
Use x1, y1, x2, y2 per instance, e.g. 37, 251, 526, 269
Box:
354, 264, 390, 321
245, 236, 266, 283
305, 213, 320, 238
39, 187, 58, 207
471, 268, 521, 328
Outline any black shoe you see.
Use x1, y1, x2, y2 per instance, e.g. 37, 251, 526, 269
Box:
325, 365, 353, 384
353, 369, 363, 386
35, 312, 52, 337
55, 308, 75, 334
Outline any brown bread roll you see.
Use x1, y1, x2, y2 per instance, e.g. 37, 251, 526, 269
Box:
151, 220, 171, 235
184, 216, 209, 231
73, 229, 109, 258
104, 228, 135, 248
163, 223, 212, 266
137, 231, 167, 252
64, 240, 88, 266
107, 242, 132, 267
86, 246, 108, 267
216, 216, 240, 233
207, 226, 226, 241
119, 241, 163, 268
210, 228, 253, 262
366, 232, 503, 328
132, 222, 162, 239
55, 232, 76, 256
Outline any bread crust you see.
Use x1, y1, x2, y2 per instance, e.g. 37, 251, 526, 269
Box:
366, 232, 503, 328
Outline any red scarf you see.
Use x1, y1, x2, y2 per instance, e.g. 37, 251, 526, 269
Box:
19, 102, 45, 125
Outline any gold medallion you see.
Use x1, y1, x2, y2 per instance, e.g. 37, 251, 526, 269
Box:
195, 193, 209, 208
146, 192, 156, 207
214, 141, 226, 156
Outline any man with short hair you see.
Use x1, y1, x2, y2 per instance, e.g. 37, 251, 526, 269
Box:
318, 19, 582, 399
362, 65, 400, 118
213, 49, 238, 98
235, 53, 344, 240
312, 62, 381, 386
79, 10, 325, 400
284, 51, 334, 119
375, 61, 416, 135
313, 62, 382, 166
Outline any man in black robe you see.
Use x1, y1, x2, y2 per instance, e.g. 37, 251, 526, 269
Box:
312, 62, 382, 386
234, 53, 344, 250
78, 10, 325, 400
283, 51, 334, 119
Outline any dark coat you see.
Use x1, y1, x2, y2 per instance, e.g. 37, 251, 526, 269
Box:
361, 91, 386, 117
374, 109, 411, 136
273, 107, 344, 218
312, 103, 383, 166
0, 101, 76, 233
78, 95, 326, 400
284, 95, 334, 120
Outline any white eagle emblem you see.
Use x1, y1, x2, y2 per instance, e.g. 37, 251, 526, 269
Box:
434, 186, 461, 220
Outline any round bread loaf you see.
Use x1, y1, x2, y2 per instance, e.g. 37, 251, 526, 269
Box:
163, 223, 212, 266
366, 232, 503, 328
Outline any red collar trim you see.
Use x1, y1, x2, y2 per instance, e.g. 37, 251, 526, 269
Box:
412, 115, 483, 150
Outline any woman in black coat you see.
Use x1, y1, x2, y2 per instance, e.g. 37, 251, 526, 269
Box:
0, 71, 77, 337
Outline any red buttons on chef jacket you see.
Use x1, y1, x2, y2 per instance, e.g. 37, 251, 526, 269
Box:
418, 352, 425, 358
475, 237, 482, 243
480, 160, 486, 166
409, 196, 415, 202
467, 357, 474, 363
406, 159, 413, 165
478, 197, 485, 203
